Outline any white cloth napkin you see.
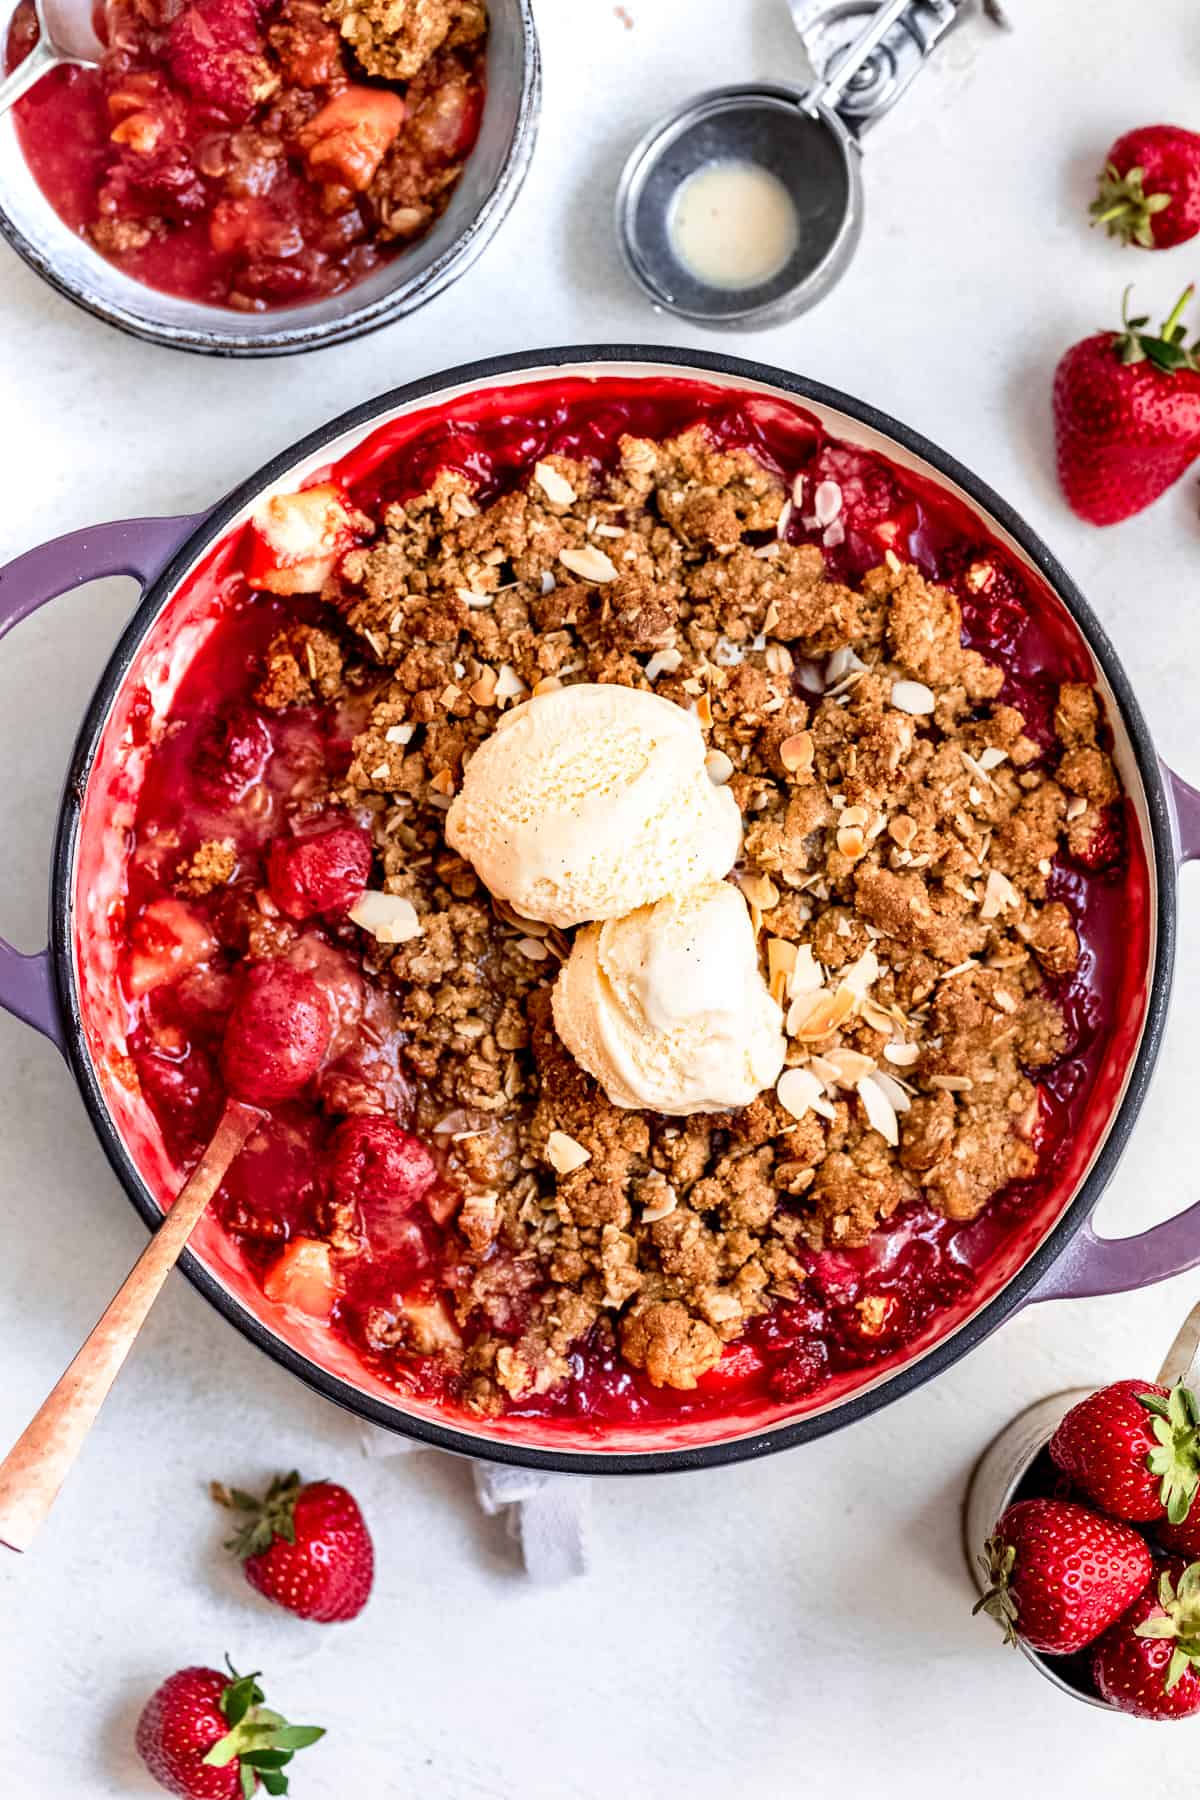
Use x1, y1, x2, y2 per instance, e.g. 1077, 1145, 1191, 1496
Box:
358, 1426, 591, 1585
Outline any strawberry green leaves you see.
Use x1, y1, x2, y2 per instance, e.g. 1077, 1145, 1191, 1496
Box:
1113, 285, 1200, 373
1139, 1385, 1200, 1526
201, 1662, 324, 1799
1091, 161, 1173, 249
1134, 1564, 1200, 1694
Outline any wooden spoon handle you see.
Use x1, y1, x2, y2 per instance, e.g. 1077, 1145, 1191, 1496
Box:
0, 1100, 260, 1553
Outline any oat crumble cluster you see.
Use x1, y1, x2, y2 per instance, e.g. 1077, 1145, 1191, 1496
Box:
249, 428, 1123, 1410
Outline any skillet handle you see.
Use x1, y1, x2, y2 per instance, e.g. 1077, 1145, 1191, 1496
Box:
1028, 761, 1200, 1302
0, 516, 201, 1049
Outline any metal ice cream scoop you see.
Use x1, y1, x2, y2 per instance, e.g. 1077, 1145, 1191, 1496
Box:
0, 0, 104, 118
616, 0, 984, 329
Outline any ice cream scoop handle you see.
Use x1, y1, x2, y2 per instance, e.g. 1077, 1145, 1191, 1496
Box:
0, 1100, 259, 1553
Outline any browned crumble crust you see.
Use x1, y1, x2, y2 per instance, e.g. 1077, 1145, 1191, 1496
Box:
323, 0, 487, 80
176, 839, 238, 896
256, 622, 347, 710
260, 431, 1121, 1408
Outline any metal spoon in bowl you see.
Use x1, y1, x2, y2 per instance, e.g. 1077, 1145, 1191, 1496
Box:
0, 0, 104, 117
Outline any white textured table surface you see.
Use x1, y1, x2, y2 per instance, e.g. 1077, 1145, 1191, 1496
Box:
4, 1, 1200, 1793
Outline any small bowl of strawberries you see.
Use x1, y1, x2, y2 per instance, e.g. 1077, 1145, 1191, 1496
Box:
966, 1306, 1200, 1719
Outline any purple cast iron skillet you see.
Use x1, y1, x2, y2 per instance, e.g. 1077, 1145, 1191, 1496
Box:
2, 345, 1200, 1477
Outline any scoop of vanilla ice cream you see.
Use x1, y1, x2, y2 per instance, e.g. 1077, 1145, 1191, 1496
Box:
551, 879, 786, 1115
444, 684, 742, 929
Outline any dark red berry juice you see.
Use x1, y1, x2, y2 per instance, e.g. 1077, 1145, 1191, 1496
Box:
113, 377, 1150, 1434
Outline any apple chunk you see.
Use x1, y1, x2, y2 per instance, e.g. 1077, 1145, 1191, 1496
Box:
244, 482, 359, 596
263, 1237, 340, 1318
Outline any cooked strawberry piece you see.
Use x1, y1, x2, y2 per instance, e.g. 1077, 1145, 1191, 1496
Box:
167, 0, 272, 123
219, 1111, 321, 1240
295, 86, 406, 193
268, 0, 345, 88
325, 1115, 439, 1249
245, 483, 359, 596
213, 1470, 374, 1622
191, 705, 273, 804
133, 1041, 224, 1157
263, 1235, 340, 1316
410, 72, 483, 161
209, 195, 304, 260
267, 816, 373, 918
221, 961, 333, 1103
126, 898, 218, 997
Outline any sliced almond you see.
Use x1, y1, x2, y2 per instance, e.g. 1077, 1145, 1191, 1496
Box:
824, 1047, 876, 1085
777, 1066, 828, 1121
787, 985, 857, 1041
780, 731, 814, 774
739, 872, 779, 912
641, 1183, 678, 1225
705, 748, 735, 786
856, 1074, 899, 1146
980, 867, 1021, 921
532, 675, 563, 697
517, 936, 550, 962
978, 746, 1008, 771
825, 647, 866, 688
546, 1130, 590, 1174
348, 890, 423, 945
1066, 794, 1088, 821
883, 1041, 920, 1067
560, 545, 618, 583
645, 646, 683, 681
838, 803, 870, 829
494, 663, 527, 703
869, 1069, 911, 1115
836, 826, 866, 861
789, 943, 824, 998
468, 668, 499, 706
841, 948, 880, 998
533, 462, 577, 506
814, 480, 843, 526
456, 586, 495, 609
776, 497, 794, 540
891, 679, 936, 716
928, 1073, 973, 1093
889, 813, 917, 850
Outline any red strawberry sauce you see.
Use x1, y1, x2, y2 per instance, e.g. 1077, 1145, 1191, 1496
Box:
116, 378, 1151, 1430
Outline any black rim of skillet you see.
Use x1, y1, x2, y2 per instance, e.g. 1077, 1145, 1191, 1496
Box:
48, 345, 1178, 1475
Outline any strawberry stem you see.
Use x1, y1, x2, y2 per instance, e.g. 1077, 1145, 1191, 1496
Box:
212, 1471, 304, 1560
973, 1537, 1020, 1645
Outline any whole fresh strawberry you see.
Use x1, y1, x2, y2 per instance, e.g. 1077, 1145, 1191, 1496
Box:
136, 1661, 323, 1798
973, 1498, 1152, 1654
1052, 286, 1200, 524
213, 1471, 373, 1623
1091, 126, 1200, 249
1092, 1560, 1200, 1719
1048, 1379, 1200, 1524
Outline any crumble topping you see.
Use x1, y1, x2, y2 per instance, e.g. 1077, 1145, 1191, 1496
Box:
324, 0, 487, 80
251, 428, 1122, 1409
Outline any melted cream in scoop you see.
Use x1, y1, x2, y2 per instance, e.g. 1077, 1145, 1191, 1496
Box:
668, 159, 798, 292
